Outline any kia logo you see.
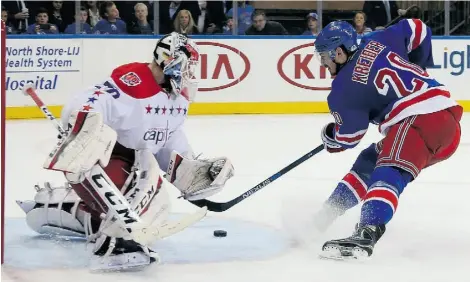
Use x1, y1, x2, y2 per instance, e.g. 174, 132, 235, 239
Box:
196, 42, 251, 91
277, 42, 333, 90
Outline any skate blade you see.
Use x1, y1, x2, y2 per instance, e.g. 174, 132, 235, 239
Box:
319, 245, 371, 261
89, 252, 157, 272
90, 262, 151, 273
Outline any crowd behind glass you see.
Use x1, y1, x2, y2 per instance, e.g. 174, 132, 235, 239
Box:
1, 1, 466, 37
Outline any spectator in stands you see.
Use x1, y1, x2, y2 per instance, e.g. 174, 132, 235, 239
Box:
2, 6, 18, 34
93, 1, 126, 34
197, 1, 225, 34
245, 9, 288, 35
222, 17, 234, 34
26, 7, 59, 34
115, 1, 151, 27
226, 1, 254, 34
302, 12, 319, 36
2, 0, 31, 33
157, 1, 201, 34
363, 0, 407, 30
127, 2, 153, 34
156, 1, 175, 33
64, 6, 92, 34
85, 1, 101, 28
173, 9, 198, 34
169, 1, 182, 19
48, 1, 67, 32
1, 6, 6, 22
353, 11, 372, 37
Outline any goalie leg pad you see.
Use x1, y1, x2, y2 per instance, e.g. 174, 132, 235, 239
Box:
17, 182, 89, 237
84, 149, 172, 246
124, 150, 171, 230
68, 156, 134, 218
17, 153, 135, 238
17, 155, 136, 239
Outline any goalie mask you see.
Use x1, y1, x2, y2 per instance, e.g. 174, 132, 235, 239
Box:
153, 32, 200, 101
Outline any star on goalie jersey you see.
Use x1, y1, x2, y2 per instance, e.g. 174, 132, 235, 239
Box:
61, 62, 190, 154
327, 19, 457, 149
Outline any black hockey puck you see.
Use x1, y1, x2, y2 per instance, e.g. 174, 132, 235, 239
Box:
213, 230, 227, 237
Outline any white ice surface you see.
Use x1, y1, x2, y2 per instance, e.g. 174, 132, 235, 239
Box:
2, 114, 470, 282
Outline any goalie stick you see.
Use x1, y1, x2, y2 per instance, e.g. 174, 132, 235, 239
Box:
22, 84, 207, 244
189, 144, 325, 212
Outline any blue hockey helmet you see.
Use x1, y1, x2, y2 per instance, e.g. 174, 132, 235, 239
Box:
314, 21, 358, 63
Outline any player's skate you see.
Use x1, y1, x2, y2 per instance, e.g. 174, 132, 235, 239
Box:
90, 234, 160, 272
320, 224, 386, 260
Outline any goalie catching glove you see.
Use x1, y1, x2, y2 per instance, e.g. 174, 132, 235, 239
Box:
166, 151, 234, 201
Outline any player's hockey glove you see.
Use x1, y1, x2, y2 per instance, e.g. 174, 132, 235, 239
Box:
321, 123, 346, 153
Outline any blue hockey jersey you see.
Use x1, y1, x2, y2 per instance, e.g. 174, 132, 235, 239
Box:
327, 19, 458, 149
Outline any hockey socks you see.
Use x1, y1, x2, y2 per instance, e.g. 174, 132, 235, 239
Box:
325, 143, 379, 212
360, 166, 413, 225
326, 171, 368, 211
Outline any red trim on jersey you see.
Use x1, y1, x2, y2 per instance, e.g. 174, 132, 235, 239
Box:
364, 188, 399, 212
111, 63, 163, 99
380, 88, 451, 132
335, 129, 367, 144
411, 19, 423, 51
343, 172, 367, 199
335, 132, 366, 143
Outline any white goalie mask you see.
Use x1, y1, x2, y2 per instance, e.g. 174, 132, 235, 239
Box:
153, 32, 200, 101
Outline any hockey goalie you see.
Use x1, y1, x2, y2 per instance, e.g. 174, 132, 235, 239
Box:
16, 32, 235, 271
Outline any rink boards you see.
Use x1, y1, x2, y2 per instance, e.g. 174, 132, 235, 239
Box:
4, 35, 470, 119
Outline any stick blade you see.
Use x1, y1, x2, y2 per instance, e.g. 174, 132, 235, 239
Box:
189, 199, 230, 212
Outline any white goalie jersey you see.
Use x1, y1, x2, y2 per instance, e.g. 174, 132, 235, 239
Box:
61, 62, 193, 170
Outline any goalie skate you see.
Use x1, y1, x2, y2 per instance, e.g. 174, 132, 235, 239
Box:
90, 236, 160, 272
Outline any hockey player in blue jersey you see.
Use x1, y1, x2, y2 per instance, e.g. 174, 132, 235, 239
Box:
312, 19, 463, 259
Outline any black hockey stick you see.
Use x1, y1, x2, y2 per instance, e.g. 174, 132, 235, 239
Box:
188, 144, 325, 212
384, 4, 419, 28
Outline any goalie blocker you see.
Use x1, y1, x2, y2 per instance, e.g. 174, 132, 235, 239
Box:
18, 110, 234, 271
